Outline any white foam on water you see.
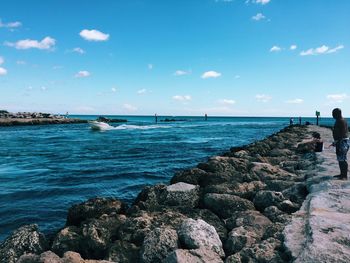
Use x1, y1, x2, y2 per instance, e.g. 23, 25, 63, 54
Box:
111, 124, 172, 130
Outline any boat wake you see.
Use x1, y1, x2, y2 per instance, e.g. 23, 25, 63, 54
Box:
89, 121, 171, 131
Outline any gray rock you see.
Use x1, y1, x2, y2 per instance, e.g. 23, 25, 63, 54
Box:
264, 206, 291, 223
178, 218, 224, 257
239, 237, 282, 263
106, 241, 140, 263
164, 248, 224, 263
165, 182, 200, 208
253, 191, 285, 211
66, 197, 127, 226
140, 227, 178, 263
225, 210, 272, 232
0, 224, 47, 263
278, 199, 299, 214
51, 226, 82, 257
225, 226, 260, 255
203, 193, 255, 219
171, 168, 208, 185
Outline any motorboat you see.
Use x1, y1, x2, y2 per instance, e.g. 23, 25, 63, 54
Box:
88, 121, 113, 131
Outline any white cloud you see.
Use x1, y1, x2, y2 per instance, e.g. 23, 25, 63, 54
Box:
252, 13, 266, 21
111, 87, 117, 92
137, 88, 147, 94
270, 46, 281, 52
75, 70, 90, 78
300, 45, 344, 56
326, 94, 348, 103
123, 103, 138, 112
219, 99, 236, 105
256, 94, 272, 103
79, 29, 109, 41
255, 0, 271, 4
235, 75, 241, 79
5, 36, 56, 50
26, 86, 33, 91
174, 70, 190, 76
0, 67, 7, 76
286, 98, 303, 104
148, 64, 153, 70
0, 56, 4, 65
173, 95, 192, 101
41, 86, 47, 91
0, 19, 22, 28
16, 60, 26, 65
290, 45, 297, 50
201, 71, 221, 79
73, 47, 85, 54
246, 0, 271, 5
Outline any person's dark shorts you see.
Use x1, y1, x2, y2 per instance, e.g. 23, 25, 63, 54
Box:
336, 139, 350, 161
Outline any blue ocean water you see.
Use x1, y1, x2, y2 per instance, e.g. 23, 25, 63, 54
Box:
0, 116, 334, 240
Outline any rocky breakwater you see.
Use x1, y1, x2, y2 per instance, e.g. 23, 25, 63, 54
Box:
0, 125, 317, 263
0, 118, 87, 126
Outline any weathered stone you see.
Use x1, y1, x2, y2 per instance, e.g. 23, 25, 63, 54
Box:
225, 226, 260, 255
51, 226, 82, 257
239, 238, 283, 263
278, 200, 300, 214
117, 213, 153, 246
203, 193, 255, 219
165, 182, 200, 208
253, 191, 285, 211
66, 197, 127, 226
225, 210, 272, 232
140, 227, 178, 263
171, 168, 208, 185
133, 184, 167, 211
0, 224, 47, 263
264, 206, 291, 223
164, 248, 224, 263
265, 180, 295, 192
178, 218, 224, 257
106, 241, 140, 263
250, 162, 296, 181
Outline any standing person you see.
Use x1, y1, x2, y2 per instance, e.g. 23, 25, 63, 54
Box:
290, 118, 294, 125
331, 108, 349, 180
299, 116, 302, 125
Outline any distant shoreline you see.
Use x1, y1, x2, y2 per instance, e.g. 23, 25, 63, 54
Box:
0, 117, 87, 127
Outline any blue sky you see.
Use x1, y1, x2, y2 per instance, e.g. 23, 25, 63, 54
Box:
0, 0, 349, 117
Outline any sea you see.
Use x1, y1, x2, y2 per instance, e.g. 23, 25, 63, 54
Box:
0, 116, 335, 241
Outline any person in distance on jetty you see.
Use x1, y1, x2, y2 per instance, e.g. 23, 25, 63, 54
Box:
330, 108, 349, 180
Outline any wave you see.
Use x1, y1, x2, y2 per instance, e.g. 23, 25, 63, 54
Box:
111, 124, 172, 130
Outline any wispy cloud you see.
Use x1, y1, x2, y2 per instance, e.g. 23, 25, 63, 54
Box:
246, 0, 271, 5
5, 37, 56, 50
235, 75, 241, 79
72, 47, 85, 54
137, 88, 147, 94
290, 45, 297, 50
173, 95, 192, 101
201, 71, 221, 79
174, 70, 190, 76
80, 29, 109, 41
270, 46, 281, 52
111, 87, 117, 92
256, 94, 272, 102
300, 45, 344, 56
0, 19, 22, 29
0, 56, 4, 65
148, 64, 153, 70
75, 70, 90, 78
123, 103, 138, 112
0, 67, 7, 76
286, 98, 303, 104
252, 13, 266, 21
219, 99, 236, 105
326, 93, 348, 103
41, 86, 47, 91
16, 60, 26, 65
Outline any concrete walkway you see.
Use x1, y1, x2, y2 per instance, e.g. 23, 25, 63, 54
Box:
284, 125, 350, 263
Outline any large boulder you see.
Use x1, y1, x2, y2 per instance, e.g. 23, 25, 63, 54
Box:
51, 226, 82, 256
250, 162, 295, 181
263, 206, 291, 223
171, 168, 208, 185
164, 248, 224, 263
0, 224, 47, 263
140, 227, 178, 263
225, 226, 260, 255
177, 218, 224, 257
253, 191, 285, 211
203, 193, 255, 219
133, 184, 167, 211
106, 241, 140, 263
225, 210, 272, 232
66, 197, 127, 226
165, 182, 200, 208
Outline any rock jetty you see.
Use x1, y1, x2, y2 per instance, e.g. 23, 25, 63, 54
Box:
1, 125, 323, 262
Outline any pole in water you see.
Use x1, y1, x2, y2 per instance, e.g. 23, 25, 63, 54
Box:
205, 113, 208, 121
155, 113, 158, 123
